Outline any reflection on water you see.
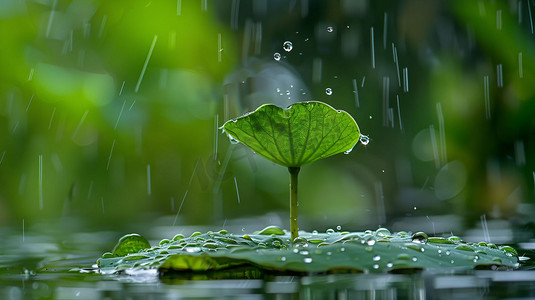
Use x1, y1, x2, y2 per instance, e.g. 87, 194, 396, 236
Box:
4, 266, 535, 299
1, 219, 535, 299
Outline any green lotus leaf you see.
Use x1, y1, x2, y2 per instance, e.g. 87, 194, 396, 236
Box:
222, 101, 360, 167
98, 227, 520, 277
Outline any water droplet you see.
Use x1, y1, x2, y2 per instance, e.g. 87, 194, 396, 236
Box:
274, 52, 281, 61
312, 230, 318, 235
411, 232, 428, 243
344, 146, 354, 155
304, 257, 313, 263
185, 247, 201, 253
228, 134, 240, 144
286, 90, 290, 95
283, 41, 293, 52
325, 88, 333, 95
450, 260, 455, 264
386, 262, 393, 268
359, 134, 370, 146
340, 247, 345, 252
448, 236, 462, 243
327, 26, 334, 32
366, 239, 376, 246
373, 264, 379, 269
281, 256, 286, 261
336, 225, 342, 231
445, 250, 451, 255
438, 249, 442, 255
326, 251, 332, 256
293, 237, 309, 248
375, 228, 391, 237
373, 255, 381, 261
369, 116, 373, 119
326, 228, 335, 234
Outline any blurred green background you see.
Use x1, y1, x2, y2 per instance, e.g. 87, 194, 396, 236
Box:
1, 0, 534, 237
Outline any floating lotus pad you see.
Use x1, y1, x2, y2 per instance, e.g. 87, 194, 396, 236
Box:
97, 227, 520, 276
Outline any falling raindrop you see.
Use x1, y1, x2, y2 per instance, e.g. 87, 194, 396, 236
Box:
273, 52, 281, 61
283, 41, 293, 52
359, 134, 370, 145
325, 88, 333, 95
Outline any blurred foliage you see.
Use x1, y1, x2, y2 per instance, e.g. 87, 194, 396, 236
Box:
0, 0, 534, 233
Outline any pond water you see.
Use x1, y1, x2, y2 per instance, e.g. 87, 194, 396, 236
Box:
1, 219, 535, 300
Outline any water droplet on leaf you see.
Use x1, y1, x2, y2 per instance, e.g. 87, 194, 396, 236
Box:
274, 52, 281, 61
325, 88, 333, 95
327, 26, 334, 32
411, 232, 428, 243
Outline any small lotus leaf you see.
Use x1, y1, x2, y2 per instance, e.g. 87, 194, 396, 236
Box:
222, 101, 360, 167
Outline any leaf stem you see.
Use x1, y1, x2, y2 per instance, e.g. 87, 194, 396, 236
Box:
288, 166, 300, 244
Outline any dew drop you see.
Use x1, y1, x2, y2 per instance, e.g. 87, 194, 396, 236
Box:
336, 225, 342, 231
359, 134, 370, 146
325, 88, 333, 95
283, 41, 293, 52
327, 26, 334, 32
274, 52, 281, 61
281, 256, 286, 261
445, 250, 451, 256
373, 264, 379, 269
312, 230, 318, 235
412, 257, 418, 262
299, 250, 310, 255
386, 262, 393, 268
326, 228, 335, 234
366, 239, 376, 246
304, 257, 313, 263
373, 255, 381, 261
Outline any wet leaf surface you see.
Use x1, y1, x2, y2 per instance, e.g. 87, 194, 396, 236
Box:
98, 227, 520, 276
